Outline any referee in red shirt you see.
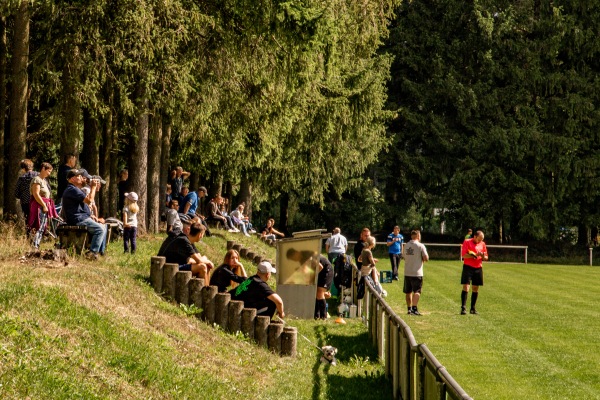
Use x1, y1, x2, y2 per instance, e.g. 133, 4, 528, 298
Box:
460, 230, 488, 315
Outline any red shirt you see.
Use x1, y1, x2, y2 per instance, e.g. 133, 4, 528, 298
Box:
461, 238, 488, 268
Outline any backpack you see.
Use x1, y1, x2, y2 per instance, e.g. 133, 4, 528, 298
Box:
333, 254, 354, 291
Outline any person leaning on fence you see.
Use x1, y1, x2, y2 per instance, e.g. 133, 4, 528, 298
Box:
403, 230, 429, 316
209, 249, 248, 293
61, 169, 107, 260
325, 227, 348, 263
157, 221, 213, 286
460, 230, 488, 315
230, 261, 284, 320
360, 236, 381, 288
354, 227, 371, 270
28, 162, 59, 249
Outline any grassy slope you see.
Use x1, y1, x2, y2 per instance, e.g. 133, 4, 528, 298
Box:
0, 229, 390, 400
377, 258, 600, 400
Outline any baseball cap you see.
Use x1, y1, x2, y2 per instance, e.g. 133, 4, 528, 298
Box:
66, 169, 84, 179
125, 192, 138, 202
257, 261, 276, 274
197, 186, 207, 193
78, 168, 93, 180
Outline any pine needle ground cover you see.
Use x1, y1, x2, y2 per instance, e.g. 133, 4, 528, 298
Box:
378, 259, 600, 399
0, 230, 390, 400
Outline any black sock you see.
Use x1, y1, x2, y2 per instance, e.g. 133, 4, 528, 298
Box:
314, 300, 320, 319
461, 290, 468, 308
320, 299, 327, 319
471, 292, 478, 310
407, 306, 412, 312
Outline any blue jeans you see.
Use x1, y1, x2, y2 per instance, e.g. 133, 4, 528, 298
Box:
78, 218, 107, 254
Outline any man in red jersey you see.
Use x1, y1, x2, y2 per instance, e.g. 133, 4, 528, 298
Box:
460, 230, 488, 315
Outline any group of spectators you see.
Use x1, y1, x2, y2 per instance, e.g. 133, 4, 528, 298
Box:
14, 155, 135, 259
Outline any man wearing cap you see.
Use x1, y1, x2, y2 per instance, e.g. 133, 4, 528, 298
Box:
157, 221, 213, 285
61, 169, 107, 260
230, 261, 285, 319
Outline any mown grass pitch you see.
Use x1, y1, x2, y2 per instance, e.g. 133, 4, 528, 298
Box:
378, 259, 600, 399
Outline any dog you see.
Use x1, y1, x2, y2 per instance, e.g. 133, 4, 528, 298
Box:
320, 345, 338, 366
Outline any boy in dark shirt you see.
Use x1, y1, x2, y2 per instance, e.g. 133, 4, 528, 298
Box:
230, 261, 284, 319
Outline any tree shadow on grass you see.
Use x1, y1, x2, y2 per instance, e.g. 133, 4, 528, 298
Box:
310, 325, 392, 400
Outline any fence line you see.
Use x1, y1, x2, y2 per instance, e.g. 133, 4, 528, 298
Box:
355, 267, 473, 400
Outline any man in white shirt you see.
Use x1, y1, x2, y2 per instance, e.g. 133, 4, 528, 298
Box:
403, 230, 429, 316
325, 227, 348, 263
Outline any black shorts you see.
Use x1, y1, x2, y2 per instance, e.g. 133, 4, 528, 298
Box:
403, 276, 423, 294
461, 265, 484, 286
317, 266, 334, 289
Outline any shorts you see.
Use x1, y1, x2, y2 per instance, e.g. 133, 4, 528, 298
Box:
461, 265, 484, 286
317, 266, 334, 289
403, 276, 423, 294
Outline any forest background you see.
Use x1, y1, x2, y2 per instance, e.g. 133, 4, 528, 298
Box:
1, 0, 599, 256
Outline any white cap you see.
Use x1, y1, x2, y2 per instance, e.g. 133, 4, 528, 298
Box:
257, 261, 275, 274
125, 192, 138, 201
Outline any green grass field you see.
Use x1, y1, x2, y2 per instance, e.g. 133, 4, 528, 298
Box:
2, 223, 600, 399
377, 258, 600, 399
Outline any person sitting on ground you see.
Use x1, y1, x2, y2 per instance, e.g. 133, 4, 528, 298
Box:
166, 199, 183, 234
208, 195, 237, 232
230, 261, 284, 320
230, 204, 255, 236
61, 169, 107, 260
14, 159, 39, 225
157, 221, 213, 286
209, 249, 248, 293
261, 218, 284, 241
28, 162, 59, 249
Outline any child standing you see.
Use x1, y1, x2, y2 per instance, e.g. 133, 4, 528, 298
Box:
123, 192, 140, 254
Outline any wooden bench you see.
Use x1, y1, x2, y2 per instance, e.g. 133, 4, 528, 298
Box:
56, 225, 89, 255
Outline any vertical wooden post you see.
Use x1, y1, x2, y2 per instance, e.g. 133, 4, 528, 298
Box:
255, 316, 270, 347
281, 327, 297, 357
189, 278, 204, 317
162, 263, 179, 300
202, 285, 218, 324
241, 308, 256, 339
253, 255, 263, 265
232, 243, 242, 252
150, 256, 165, 293
215, 293, 231, 330
267, 321, 284, 354
174, 271, 192, 305
391, 323, 399, 399
239, 247, 248, 258
226, 240, 235, 250
227, 300, 244, 333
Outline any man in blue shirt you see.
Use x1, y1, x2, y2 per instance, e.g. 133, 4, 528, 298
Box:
386, 226, 404, 281
62, 169, 107, 260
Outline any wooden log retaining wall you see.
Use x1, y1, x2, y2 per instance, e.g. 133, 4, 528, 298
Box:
150, 247, 294, 357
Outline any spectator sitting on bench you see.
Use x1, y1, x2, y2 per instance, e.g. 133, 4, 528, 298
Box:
209, 249, 248, 293
261, 218, 284, 241
157, 221, 213, 286
230, 261, 285, 320
61, 169, 107, 260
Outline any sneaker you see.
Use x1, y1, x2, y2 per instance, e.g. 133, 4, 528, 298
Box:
244, 233, 251, 237
228, 229, 237, 233
460, 307, 467, 315
407, 309, 413, 315
412, 309, 422, 316
85, 251, 99, 261
249, 229, 256, 234
392, 276, 399, 281
470, 308, 478, 315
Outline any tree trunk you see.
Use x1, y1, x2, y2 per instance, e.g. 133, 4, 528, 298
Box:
81, 109, 100, 174
61, 45, 81, 157
6, 1, 29, 217
130, 91, 148, 232
160, 115, 171, 197
238, 172, 252, 218
279, 192, 289, 235
100, 111, 113, 217
147, 114, 162, 233
0, 17, 7, 216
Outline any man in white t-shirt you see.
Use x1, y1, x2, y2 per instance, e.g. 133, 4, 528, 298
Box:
403, 230, 429, 316
325, 227, 348, 263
